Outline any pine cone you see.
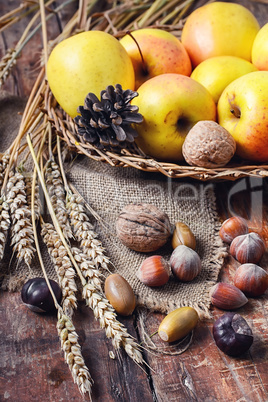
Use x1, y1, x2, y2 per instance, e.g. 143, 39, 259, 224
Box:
74, 84, 143, 151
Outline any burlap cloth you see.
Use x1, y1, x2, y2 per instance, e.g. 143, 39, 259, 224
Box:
0, 92, 227, 318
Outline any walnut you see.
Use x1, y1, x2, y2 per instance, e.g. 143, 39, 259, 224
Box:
116, 203, 172, 252
182, 121, 236, 168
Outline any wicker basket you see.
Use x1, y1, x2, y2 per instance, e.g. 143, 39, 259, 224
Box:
40, 1, 268, 182
44, 88, 268, 182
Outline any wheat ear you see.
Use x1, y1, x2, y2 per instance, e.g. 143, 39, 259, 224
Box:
45, 159, 73, 240
6, 169, 35, 267
57, 309, 94, 398
0, 151, 10, 189
41, 221, 77, 318
0, 196, 11, 261
67, 192, 110, 272
72, 247, 144, 366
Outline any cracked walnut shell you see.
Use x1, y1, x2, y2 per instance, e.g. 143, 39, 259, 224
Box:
116, 203, 172, 252
182, 120, 236, 168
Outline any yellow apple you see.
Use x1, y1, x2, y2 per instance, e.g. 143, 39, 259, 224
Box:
47, 31, 135, 118
133, 73, 216, 162
181, 2, 260, 67
120, 28, 192, 90
252, 23, 268, 70
217, 71, 268, 162
191, 56, 258, 103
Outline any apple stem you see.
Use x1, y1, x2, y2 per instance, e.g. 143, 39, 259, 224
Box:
126, 30, 148, 76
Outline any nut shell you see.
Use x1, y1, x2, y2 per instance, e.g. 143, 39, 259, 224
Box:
116, 203, 172, 252
213, 312, 253, 357
172, 221, 196, 250
219, 216, 248, 244
209, 282, 248, 310
170, 245, 201, 282
137, 255, 170, 287
234, 263, 268, 297
105, 273, 136, 316
182, 120, 236, 168
230, 232, 266, 264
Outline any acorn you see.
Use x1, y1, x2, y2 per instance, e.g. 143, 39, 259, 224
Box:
158, 306, 199, 343
105, 273, 136, 316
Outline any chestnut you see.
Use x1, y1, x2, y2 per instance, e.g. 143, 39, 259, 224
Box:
21, 277, 62, 313
219, 216, 248, 244
213, 312, 253, 357
234, 263, 268, 297
230, 232, 266, 264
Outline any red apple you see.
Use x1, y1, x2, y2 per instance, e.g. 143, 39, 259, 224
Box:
181, 2, 260, 67
120, 28, 192, 90
217, 71, 268, 162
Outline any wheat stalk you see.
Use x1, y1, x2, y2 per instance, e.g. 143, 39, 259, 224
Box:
6, 169, 35, 267
24, 172, 41, 222
41, 221, 78, 317
45, 159, 73, 240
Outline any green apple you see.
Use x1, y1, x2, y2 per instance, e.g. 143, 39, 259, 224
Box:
181, 2, 260, 67
120, 28, 192, 90
252, 23, 268, 70
47, 31, 135, 118
133, 73, 216, 162
191, 56, 258, 103
217, 71, 268, 162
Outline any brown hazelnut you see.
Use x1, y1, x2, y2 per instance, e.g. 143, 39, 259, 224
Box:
182, 120, 236, 168
209, 282, 248, 310
116, 203, 172, 252
170, 245, 201, 282
137, 255, 170, 287
230, 232, 266, 264
171, 221, 196, 250
219, 216, 249, 244
234, 263, 268, 297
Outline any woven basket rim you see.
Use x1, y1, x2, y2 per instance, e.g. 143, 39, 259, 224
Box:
44, 86, 268, 182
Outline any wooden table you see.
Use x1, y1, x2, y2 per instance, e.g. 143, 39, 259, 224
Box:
1, 1, 268, 401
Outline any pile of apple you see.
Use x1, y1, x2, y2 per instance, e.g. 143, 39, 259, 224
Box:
47, 1, 268, 165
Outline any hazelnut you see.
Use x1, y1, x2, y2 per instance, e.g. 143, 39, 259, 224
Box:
230, 232, 266, 264
171, 221, 196, 250
209, 282, 248, 310
234, 263, 268, 297
116, 203, 172, 252
137, 255, 170, 287
170, 245, 201, 282
219, 216, 248, 244
182, 120, 236, 168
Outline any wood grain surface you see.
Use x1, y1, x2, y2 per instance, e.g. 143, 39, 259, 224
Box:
0, 1, 268, 401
